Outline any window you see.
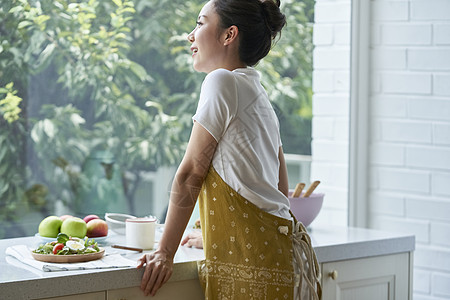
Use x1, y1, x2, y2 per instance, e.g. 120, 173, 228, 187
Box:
0, 0, 314, 238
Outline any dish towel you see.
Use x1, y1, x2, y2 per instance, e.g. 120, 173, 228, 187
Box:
6, 245, 137, 272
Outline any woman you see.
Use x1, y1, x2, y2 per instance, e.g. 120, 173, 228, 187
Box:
137, 0, 321, 298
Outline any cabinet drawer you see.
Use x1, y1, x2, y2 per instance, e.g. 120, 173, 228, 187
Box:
37, 291, 106, 300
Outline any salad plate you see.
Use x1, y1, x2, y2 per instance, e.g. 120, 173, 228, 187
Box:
31, 248, 105, 263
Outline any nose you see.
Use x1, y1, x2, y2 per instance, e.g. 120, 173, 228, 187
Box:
187, 29, 195, 43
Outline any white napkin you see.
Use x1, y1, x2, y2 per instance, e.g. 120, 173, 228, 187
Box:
6, 245, 137, 272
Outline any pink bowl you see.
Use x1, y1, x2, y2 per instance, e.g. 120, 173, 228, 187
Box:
288, 191, 324, 227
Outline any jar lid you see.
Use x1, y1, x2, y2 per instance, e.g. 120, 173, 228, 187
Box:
126, 217, 156, 223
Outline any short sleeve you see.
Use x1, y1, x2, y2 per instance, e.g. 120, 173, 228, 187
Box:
192, 69, 238, 141
275, 117, 282, 147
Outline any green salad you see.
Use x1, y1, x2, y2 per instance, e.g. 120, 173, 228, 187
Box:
33, 233, 100, 255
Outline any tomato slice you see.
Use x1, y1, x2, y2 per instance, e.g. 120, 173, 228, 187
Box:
52, 243, 65, 254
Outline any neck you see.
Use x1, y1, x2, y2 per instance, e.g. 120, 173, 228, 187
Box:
208, 56, 246, 73
224, 62, 247, 72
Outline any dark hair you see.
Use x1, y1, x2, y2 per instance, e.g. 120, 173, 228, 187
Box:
213, 0, 286, 66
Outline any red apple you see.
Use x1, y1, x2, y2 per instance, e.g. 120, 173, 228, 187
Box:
86, 219, 108, 237
83, 214, 100, 223
60, 215, 73, 221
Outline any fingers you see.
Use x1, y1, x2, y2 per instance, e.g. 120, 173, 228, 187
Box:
182, 237, 194, 248
140, 253, 173, 297
180, 235, 189, 246
182, 238, 195, 248
186, 238, 196, 248
181, 233, 195, 246
191, 237, 203, 249
146, 261, 173, 296
162, 269, 172, 285
140, 255, 154, 291
184, 238, 202, 248
145, 265, 159, 296
181, 231, 203, 247
136, 254, 147, 269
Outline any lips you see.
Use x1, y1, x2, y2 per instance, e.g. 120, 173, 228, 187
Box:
191, 47, 198, 56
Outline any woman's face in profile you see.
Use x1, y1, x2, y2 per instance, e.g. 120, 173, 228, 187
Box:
187, 1, 227, 73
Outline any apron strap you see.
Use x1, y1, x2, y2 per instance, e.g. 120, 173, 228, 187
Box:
292, 221, 322, 300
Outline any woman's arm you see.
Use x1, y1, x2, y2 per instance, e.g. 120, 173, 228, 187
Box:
278, 146, 289, 197
137, 121, 217, 297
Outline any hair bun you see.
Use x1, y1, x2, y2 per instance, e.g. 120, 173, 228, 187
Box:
213, 0, 286, 65
260, 0, 286, 38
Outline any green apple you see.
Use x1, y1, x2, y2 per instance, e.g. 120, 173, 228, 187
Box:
61, 217, 87, 238
38, 216, 63, 238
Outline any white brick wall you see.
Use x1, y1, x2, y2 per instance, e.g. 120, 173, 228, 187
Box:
380, 72, 432, 94
367, 0, 450, 299
311, 0, 351, 227
434, 172, 450, 196
435, 24, 450, 45
313, 0, 450, 298
372, 1, 409, 21
314, 1, 351, 23
435, 273, 450, 298
434, 74, 450, 96
409, 49, 450, 70
382, 24, 432, 45
410, 0, 450, 20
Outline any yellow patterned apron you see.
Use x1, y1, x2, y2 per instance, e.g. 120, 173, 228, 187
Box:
197, 166, 321, 300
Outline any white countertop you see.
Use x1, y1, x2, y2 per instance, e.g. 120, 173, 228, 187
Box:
0, 226, 415, 299
309, 225, 415, 262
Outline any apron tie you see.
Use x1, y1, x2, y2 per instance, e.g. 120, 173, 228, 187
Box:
292, 221, 322, 300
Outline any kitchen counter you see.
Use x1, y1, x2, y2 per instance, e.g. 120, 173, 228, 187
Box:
0, 226, 415, 299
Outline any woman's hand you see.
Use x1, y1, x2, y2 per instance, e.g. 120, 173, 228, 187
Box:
181, 230, 203, 249
137, 250, 173, 297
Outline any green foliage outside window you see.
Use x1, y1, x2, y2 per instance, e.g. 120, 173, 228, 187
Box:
0, 0, 314, 238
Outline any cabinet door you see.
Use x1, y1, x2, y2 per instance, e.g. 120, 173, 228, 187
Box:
107, 278, 204, 300
321, 252, 411, 300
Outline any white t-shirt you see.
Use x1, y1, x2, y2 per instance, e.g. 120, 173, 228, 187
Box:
193, 67, 291, 219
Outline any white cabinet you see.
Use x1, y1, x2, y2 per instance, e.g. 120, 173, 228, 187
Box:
321, 252, 413, 300
37, 253, 412, 300
108, 252, 412, 300
38, 253, 412, 300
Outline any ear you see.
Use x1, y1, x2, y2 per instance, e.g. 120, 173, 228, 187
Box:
223, 25, 239, 46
